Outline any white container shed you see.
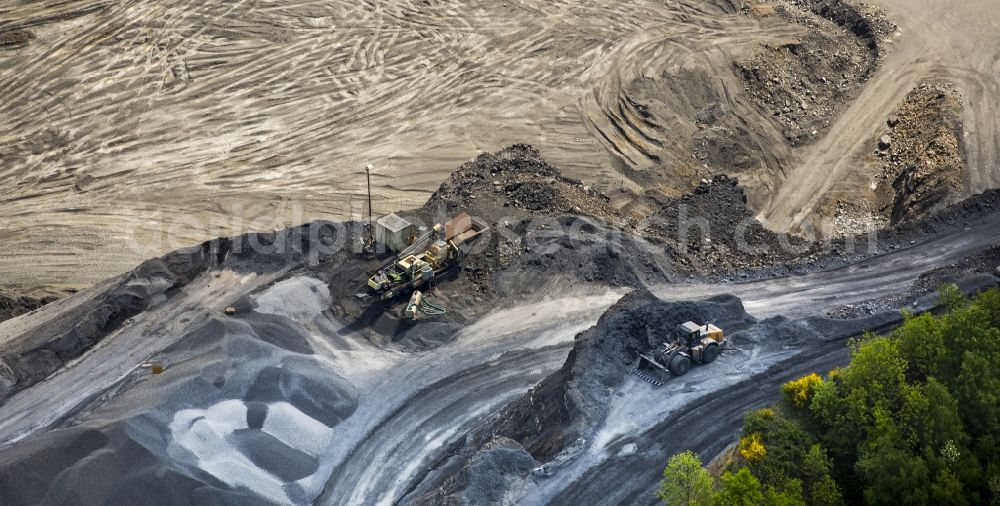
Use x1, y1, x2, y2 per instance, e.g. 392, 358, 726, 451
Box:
374, 213, 416, 252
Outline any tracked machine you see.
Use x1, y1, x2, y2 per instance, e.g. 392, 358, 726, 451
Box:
364, 213, 489, 301
633, 321, 726, 386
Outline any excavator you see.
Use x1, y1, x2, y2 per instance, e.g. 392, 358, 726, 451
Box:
633, 321, 726, 386
364, 213, 489, 301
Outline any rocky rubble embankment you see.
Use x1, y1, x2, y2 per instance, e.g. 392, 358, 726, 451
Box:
871, 82, 966, 224
421, 144, 627, 294
0, 294, 57, 324
737, 0, 896, 144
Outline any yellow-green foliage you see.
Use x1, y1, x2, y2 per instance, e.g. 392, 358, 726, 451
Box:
739, 432, 767, 462
782, 373, 823, 408
827, 368, 842, 382
660, 288, 1000, 505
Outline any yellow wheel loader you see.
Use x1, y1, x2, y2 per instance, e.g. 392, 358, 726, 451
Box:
633, 321, 726, 386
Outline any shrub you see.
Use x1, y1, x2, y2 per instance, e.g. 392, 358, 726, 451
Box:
782, 373, 824, 409
739, 432, 767, 462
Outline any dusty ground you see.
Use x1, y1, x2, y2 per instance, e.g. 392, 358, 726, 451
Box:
3, 0, 998, 297
0, 1, 999, 501
0, 0, 756, 296
756, 0, 1000, 232
830, 81, 967, 234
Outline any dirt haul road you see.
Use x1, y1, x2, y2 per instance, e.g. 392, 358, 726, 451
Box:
757, 0, 1000, 232
4, 0, 998, 296
326, 208, 1000, 506
0, 204, 996, 504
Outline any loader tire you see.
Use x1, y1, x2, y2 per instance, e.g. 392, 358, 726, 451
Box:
702, 344, 720, 364
668, 354, 691, 376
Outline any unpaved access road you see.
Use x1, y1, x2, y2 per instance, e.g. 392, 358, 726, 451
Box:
343, 204, 1000, 505
757, 0, 1000, 232
0, 202, 996, 503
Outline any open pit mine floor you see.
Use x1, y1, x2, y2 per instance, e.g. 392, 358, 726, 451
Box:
1, 0, 1000, 504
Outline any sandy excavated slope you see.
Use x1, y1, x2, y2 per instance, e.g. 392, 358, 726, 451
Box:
757, 0, 1000, 230
1, 0, 998, 296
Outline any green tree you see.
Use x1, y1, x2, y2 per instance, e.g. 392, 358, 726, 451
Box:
841, 336, 907, 412
938, 283, 968, 312
856, 407, 930, 505
799, 445, 844, 505
763, 479, 806, 506
744, 414, 813, 487
898, 378, 966, 453
940, 305, 998, 383
715, 468, 763, 506
717, 294, 1000, 506
657, 451, 715, 506
954, 351, 1000, 438
809, 475, 844, 506
895, 311, 947, 381
801, 444, 832, 483
809, 371, 869, 481
974, 287, 1000, 328
929, 469, 968, 506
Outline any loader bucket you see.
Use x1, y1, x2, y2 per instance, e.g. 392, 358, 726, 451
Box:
633, 353, 669, 386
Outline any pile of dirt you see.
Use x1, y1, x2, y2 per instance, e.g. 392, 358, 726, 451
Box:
737, 0, 895, 145
404, 291, 756, 504
0, 291, 359, 505
485, 292, 754, 459
419, 145, 626, 295
0, 293, 57, 324
426, 144, 621, 225
444, 148, 994, 288
827, 82, 967, 235
0, 29, 34, 50
637, 175, 817, 274
621, 69, 770, 192
690, 103, 768, 176
870, 82, 966, 224
408, 437, 537, 506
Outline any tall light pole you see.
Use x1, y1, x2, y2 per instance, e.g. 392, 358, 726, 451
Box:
365, 164, 375, 247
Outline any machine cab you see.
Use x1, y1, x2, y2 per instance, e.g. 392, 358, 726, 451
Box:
677, 321, 724, 346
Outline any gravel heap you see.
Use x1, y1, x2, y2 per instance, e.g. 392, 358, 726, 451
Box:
425, 144, 620, 225
737, 0, 896, 145
638, 175, 816, 274
871, 82, 966, 224
421, 144, 626, 295
0, 293, 57, 324
405, 291, 757, 505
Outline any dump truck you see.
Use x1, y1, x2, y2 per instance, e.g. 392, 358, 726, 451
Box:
633, 321, 726, 386
365, 213, 489, 300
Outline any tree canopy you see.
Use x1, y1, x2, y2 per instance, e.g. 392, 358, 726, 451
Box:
659, 286, 1000, 505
